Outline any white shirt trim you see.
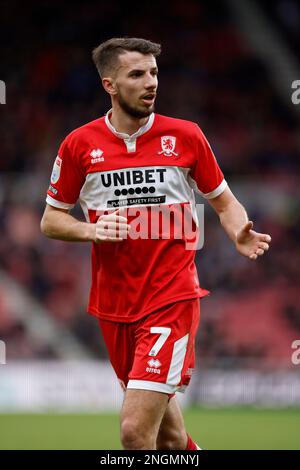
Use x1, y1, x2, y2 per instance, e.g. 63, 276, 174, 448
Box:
104, 108, 155, 141
46, 194, 74, 210
203, 179, 228, 199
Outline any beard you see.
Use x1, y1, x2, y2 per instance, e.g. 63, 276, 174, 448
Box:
117, 91, 155, 119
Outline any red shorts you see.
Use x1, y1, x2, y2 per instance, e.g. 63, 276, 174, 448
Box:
98, 298, 200, 395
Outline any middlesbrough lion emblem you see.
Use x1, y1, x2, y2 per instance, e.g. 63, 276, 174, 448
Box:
158, 136, 178, 156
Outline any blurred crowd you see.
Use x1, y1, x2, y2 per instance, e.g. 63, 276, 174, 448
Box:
260, 0, 300, 55
0, 0, 299, 368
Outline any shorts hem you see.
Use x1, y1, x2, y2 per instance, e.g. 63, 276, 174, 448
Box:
127, 379, 178, 394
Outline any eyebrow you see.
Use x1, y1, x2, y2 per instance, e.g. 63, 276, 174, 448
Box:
128, 67, 158, 75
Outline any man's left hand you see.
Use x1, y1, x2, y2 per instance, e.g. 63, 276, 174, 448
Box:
236, 221, 271, 260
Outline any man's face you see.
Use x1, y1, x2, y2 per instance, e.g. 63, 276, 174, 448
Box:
111, 51, 158, 118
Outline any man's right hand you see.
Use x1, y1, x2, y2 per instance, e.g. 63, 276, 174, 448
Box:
94, 210, 131, 243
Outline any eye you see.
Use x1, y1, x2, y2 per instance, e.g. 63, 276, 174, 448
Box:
130, 71, 143, 78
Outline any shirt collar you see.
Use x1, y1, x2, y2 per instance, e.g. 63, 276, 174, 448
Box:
104, 109, 155, 140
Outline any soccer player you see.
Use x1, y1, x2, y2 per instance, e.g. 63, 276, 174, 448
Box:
41, 38, 271, 450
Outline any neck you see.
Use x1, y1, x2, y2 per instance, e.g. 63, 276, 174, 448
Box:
109, 102, 150, 136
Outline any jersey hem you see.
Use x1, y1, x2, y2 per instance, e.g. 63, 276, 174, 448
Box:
87, 290, 210, 323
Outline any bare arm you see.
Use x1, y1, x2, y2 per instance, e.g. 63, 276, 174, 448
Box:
40, 204, 130, 243
208, 187, 271, 260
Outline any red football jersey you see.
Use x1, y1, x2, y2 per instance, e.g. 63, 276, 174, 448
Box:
46, 110, 227, 322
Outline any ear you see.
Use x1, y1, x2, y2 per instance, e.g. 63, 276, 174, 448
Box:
102, 77, 117, 96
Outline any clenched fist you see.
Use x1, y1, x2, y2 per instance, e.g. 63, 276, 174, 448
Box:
94, 210, 131, 243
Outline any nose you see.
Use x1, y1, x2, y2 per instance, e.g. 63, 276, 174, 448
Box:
144, 72, 157, 90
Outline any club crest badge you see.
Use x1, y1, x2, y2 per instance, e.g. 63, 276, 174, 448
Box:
158, 136, 178, 157
51, 155, 62, 184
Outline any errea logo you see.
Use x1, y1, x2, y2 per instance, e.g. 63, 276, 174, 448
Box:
148, 359, 161, 369
90, 148, 104, 164
146, 358, 162, 374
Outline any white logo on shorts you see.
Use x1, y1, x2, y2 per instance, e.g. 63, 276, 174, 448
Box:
148, 359, 161, 368
146, 358, 161, 374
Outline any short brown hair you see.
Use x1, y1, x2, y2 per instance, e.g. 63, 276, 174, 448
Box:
92, 37, 161, 78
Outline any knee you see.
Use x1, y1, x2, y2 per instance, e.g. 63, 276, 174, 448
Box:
121, 419, 154, 450
156, 429, 187, 450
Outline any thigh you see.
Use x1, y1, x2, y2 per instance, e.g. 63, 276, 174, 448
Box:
121, 388, 169, 437
127, 298, 200, 394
